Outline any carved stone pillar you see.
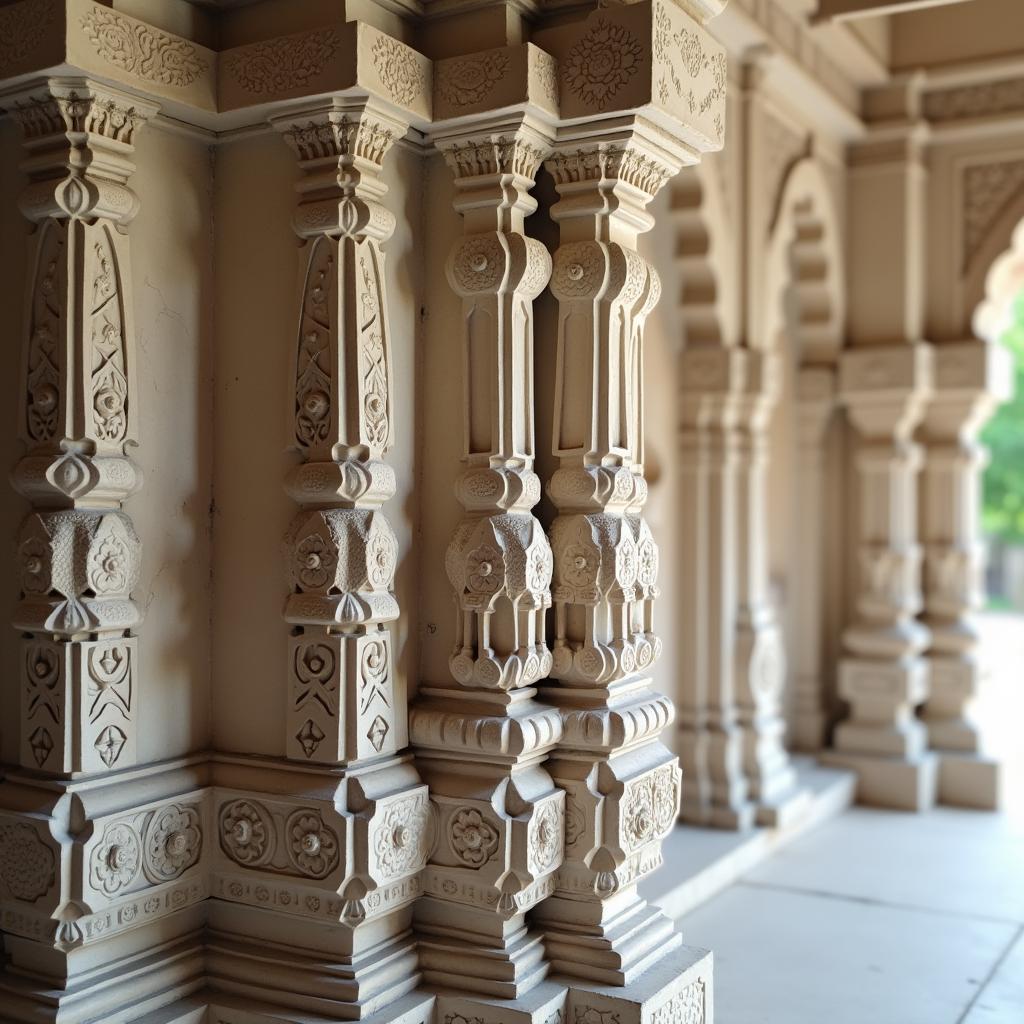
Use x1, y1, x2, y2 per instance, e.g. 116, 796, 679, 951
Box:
677, 349, 754, 830
790, 367, 838, 752
409, 119, 567, 1013
734, 353, 808, 826
822, 344, 938, 811
920, 341, 1012, 809
205, 99, 432, 1023
0, 78, 210, 1021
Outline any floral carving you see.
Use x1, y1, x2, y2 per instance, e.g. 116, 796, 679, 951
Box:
371, 36, 425, 107
80, 7, 207, 87
90, 821, 142, 895
621, 767, 678, 852
143, 804, 201, 883
449, 807, 499, 867
25, 224, 64, 444
219, 800, 274, 867
530, 801, 562, 872
0, 823, 55, 901
564, 19, 643, 111
90, 235, 129, 444
374, 792, 430, 879
295, 532, 336, 590
225, 30, 340, 95
651, 979, 705, 1024
438, 51, 509, 107
466, 543, 504, 596
285, 809, 340, 878
295, 240, 333, 448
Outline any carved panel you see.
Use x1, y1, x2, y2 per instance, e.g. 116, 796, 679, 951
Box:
225, 29, 341, 95
962, 158, 1024, 271
79, 6, 208, 87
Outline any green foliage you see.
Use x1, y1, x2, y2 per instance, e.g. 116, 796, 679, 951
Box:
982, 292, 1024, 543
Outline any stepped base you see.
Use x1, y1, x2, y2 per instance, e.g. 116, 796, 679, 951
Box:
820, 749, 938, 811
936, 750, 1002, 809
754, 783, 813, 829
558, 943, 713, 1024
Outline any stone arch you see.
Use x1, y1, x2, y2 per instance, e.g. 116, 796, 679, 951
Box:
761, 155, 848, 751
963, 170, 1024, 340
973, 206, 1024, 344
673, 155, 738, 352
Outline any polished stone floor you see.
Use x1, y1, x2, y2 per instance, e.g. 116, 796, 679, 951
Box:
675, 613, 1024, 1024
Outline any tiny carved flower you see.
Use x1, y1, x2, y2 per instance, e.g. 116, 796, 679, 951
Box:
92, 535, 128, 592
528, 545, 552, 594
287, 812, 339, 878
465, 544, 503, 596
302, 387, 330, 423
146, 805, 201, 881
91, 823, 141, 896
94, 387, 124, 423
449, 808, 499, 868
221, 801, 269, 865
563, 543, 596, 589
18, 537, 49, 594
296, 534, 335, 589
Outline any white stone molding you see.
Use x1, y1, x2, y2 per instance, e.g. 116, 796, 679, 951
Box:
202, 97, 432, 1021
823, 343, 939, 811
919, 340, 1013, 809
8, 78, 156, 778
410, 116, 567, 1003
677, 348, 755, 831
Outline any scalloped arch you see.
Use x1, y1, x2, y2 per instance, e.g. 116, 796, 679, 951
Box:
763, 156, 845, 365
672, 155, 738, 352
970, 192, 1024, 343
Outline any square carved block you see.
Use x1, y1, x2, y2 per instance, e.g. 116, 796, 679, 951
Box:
20, 636, 138, 774
287, 630, 397, 764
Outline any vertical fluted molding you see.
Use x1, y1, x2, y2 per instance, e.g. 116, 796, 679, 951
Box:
410, 122, 566, 1000
535, 132, 686, 984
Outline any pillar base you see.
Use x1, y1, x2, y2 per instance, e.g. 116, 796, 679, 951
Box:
0, 934, 205, 1024
205, 990, 436, 1024
819, 750, 938, 811
754, 784, 813, 829
433, 978, 566, 1024
559, 942, 713, 1024
936, 751, 1002, 810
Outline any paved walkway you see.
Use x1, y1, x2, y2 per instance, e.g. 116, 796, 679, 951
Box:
679, 613, 1024, 1024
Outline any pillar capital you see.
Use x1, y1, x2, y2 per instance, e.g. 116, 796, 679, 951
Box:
838, 342, 934, 440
